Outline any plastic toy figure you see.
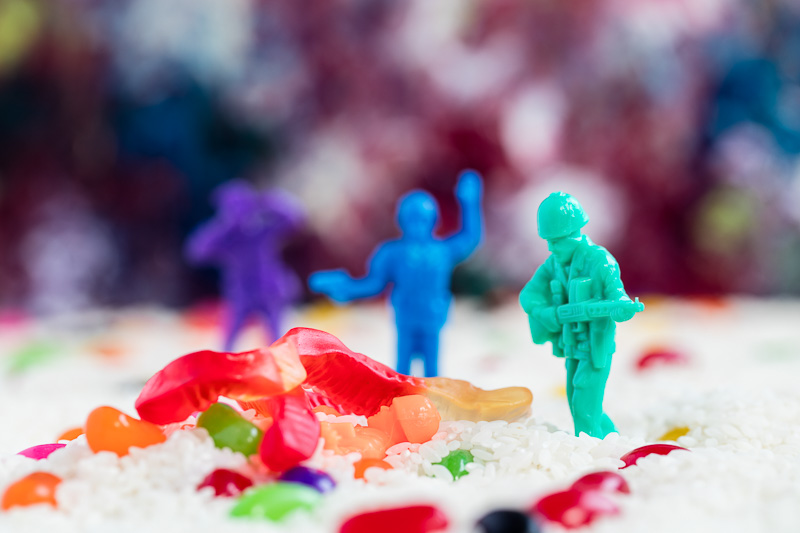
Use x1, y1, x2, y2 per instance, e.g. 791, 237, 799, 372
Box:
309, 170, 484, 377
519, 192, 643, 438
186, 181, 304, 351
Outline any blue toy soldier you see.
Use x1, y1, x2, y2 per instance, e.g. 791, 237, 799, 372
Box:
309, 170, 484, 377
520, 192, 643, 438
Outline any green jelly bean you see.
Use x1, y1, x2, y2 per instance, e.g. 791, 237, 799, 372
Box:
8, 341, 61, 373
230, 482, 322, 521
436, 449, 474, 480
197, 403, 263, 456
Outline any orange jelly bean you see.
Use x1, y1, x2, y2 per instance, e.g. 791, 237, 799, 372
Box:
57, 427, 84, 442
353, 458, 392, 479
1, 472, 62, 510
85, 406, 166, 456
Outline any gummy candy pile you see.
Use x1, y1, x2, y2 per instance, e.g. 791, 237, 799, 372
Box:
2, 300, 800, 532
1, 325, 690, 532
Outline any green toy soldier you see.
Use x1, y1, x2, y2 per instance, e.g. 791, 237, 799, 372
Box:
520, 192, 643, 438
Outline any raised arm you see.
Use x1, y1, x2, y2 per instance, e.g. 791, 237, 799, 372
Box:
308, 244, 393, 303
445, 169, 484, 263
185, 219, 234, 265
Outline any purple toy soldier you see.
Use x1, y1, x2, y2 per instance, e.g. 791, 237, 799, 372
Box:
186, 180, 304, 351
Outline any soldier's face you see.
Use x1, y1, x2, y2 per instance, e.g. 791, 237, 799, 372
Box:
547, 233, 582, 264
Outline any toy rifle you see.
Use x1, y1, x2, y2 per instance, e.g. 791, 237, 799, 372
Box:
555, 277, 645, 324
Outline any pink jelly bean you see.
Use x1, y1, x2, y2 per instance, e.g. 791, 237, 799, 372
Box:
571, 471, 630, 494
17, 443, 66, 460
533, 488, 618, 529
635, 349, 689, 371
620, 444, 689, 468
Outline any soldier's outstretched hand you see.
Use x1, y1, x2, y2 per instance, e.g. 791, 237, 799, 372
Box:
455, 169, 483, 205
308, 270, 352, 303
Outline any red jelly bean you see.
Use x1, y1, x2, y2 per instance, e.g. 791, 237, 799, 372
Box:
339, 505, 449, 533
620, 444, 689, 469
197, 468, 253, 497
635, 348, 689, 371
257, 388, 321, 472
533, 489, 618, 529
570, 471, 630, 494
17, 443, 66, 460
135, 346, 307, 425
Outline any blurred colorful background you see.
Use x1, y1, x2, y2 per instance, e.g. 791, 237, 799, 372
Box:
1, 0, 800, 315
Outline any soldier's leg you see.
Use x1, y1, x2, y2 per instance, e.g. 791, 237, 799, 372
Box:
396, 325, 414, 375
570, 360, 612, 438
258, 300, 284, 344
223, 306, 251, 352
565, 358, 578, 430
420, 328, 440, 377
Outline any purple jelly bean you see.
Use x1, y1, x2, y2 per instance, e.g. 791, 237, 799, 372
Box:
278, 466, 336, 493
17, 443, 66, 460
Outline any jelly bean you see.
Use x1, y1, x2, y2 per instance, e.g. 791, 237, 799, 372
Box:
17, 443, 66, 460
1, 472, 61, 510
635, 348, 689, 371
230, 482, 322, 521
278, 466, 336, 493
339, 505, 449, 533
85, 406, 166, 456
135, 346, 307, 425
57, 427, 84, 441
197, 403, 263, 456
92, 343, 125, 359
619, 444, 689, 469
570, 471, 630, 494
475, 509, 541, 533
197, 468, 253, 497
532, 489, 618, 529
353, 458, 392, 479
8, 341, 60, 373
436, 449, 474, 480
257, 388, 321, 472
658, 426, 690, 441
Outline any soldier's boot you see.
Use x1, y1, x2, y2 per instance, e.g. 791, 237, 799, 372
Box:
599, 412, 617, 437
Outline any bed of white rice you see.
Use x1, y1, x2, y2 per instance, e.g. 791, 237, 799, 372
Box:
2, 298, 800, 532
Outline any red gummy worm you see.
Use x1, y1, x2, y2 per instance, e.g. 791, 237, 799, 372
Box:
277, 327, 425, 417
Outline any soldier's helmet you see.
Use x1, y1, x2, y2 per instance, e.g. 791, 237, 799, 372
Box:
537, 192, 589, 240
